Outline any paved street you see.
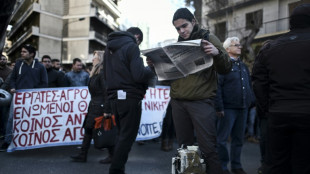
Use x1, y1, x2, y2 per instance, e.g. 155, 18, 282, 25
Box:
0, 140, 260, 174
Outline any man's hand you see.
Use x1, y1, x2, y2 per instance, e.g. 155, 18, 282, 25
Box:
104, 113, 112, 118
216, 111, 224, 118
10, 88, 16, 93
201, 40, 219, 56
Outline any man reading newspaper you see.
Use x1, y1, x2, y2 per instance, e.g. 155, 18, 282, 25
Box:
145, 8, 232, 174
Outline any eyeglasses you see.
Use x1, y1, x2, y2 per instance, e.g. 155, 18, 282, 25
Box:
0, 59, 7, 61
230, 44, 242, 48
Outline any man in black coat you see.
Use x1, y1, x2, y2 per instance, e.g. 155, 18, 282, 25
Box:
41, 55, 66, 87
104, 27, 154, 174
252, 4, 310, 174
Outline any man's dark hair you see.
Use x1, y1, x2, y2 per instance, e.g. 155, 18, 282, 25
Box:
41, 55, 51, 62
172, 8, 195, 24
127, 27, 143, 43
73, 58, 82, 65
290, 4, 310, 30
22, 44, 36, 58
51, 59, 60, 63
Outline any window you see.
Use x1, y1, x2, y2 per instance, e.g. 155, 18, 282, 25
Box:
246, 10, 263, 30
215, 22, 226, 42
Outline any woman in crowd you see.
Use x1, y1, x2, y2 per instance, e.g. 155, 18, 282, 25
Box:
70, 50, 113, 164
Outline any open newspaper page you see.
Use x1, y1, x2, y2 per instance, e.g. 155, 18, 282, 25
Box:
142, 39, 213, 81
142, 48, 185, 80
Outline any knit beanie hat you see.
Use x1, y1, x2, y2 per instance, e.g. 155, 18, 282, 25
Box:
172, 8, 195, 24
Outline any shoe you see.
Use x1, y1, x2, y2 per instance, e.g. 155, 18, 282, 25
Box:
247, 136, 259, 144
231, 168, 247, 174
70, 151, 87, 162
99, 156, 112, 164
0, 142, 9, 152
223, 170, 231, 174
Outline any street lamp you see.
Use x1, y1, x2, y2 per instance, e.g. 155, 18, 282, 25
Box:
60, 17, 85, 65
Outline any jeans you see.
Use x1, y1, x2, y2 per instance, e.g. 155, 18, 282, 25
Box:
217, 108, 248, 170
247, 107, 257, 137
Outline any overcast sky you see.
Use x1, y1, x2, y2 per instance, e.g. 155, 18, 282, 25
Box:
118, 0, 194, 48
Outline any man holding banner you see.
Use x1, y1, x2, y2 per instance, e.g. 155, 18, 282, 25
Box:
104, 27, 154, 174
0, 44, 48, 151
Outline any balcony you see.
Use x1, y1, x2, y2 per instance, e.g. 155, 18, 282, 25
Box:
207, 0, 268, 18
7, 26, 40, 55
255, 17, 290, 40
90, 7, 119, 31
7, 3, 40, 39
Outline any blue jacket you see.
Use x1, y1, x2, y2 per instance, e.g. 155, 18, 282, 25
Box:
215, 58, 254, 111
10, 59, 48, 90
65, 70, 89, 87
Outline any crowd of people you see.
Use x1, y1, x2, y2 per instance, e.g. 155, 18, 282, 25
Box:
0, 4, 309, 174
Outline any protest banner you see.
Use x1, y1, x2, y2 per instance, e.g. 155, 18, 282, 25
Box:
7, 87, 91, 152
137, 85, 170, 141
7, 86, 170, 152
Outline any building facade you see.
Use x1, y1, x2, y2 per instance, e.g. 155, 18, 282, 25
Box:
202, 0, 309, 44
7, 0, 120, 64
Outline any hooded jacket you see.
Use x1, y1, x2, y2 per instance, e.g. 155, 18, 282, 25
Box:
170, 25, 232, 100
104, 31, 154, 100
252, 4, 310, 116
10, 59, 48, 90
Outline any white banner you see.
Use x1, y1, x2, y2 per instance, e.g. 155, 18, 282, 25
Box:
7, 86, 170, 152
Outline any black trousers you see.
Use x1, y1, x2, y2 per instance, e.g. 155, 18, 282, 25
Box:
171, 98, 223, 174
267, 113, 310, 174
161, 103, 175, 140
109, 98, 142, 174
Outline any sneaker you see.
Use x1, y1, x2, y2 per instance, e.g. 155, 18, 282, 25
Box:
99, 156, 112, 164
231, 168, 247, 174
247, 136, 259, 144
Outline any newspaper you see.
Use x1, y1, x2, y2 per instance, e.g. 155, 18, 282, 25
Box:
142, 39, 213, 81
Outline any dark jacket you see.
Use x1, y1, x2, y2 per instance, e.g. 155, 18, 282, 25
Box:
0, 65, 12, 81
215, 58, 254, 111
104, 31, 154, 100
170, 25, 232, 100
83, 70, 110, 129
10, 59, 48, 90
46, 68, 66, 87
252, 27, 310, 115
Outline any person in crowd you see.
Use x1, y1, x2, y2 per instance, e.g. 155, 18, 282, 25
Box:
0, 54, 12, 139
71, 50, 112, 163
246, 106, 259, 144
103, 27, 154, 174
9, 62, 15, 69
41, 55, 66, 87
215, 37, 254, 174
0, 55, 11, 83
65, 58, 89, 86
145, 56, 174, 151
254, 39, 272, 174
252, 4, 310, 174
51, 58, 61, 71
170, 8, 231, 174
0, 44, 48, 151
